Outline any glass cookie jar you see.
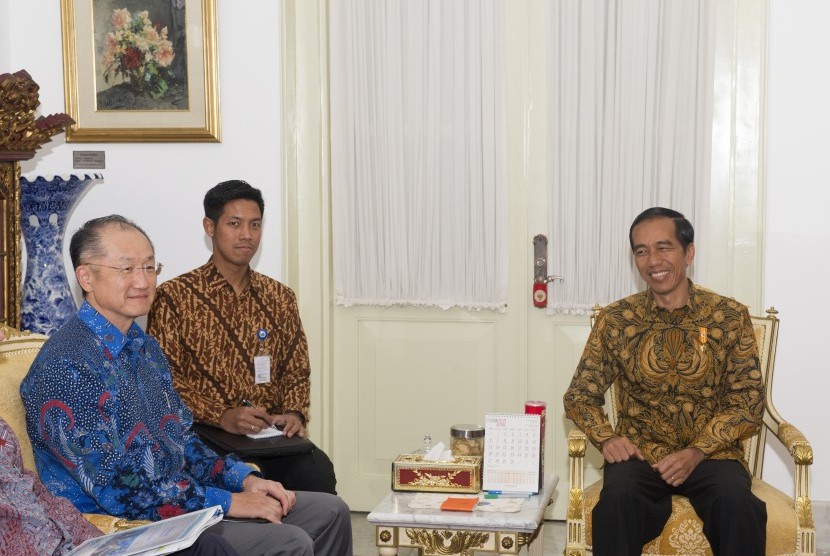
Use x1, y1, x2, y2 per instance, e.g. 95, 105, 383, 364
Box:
450, 424, 485, 457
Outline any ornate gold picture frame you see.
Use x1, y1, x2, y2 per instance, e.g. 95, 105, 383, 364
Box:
0, 161, 22, 327
61, 0, 220, 142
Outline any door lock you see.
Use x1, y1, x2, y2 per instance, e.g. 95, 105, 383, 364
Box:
532, 234, 564, 308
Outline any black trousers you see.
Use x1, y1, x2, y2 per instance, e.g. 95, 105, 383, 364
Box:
592, 459, 766, 556
198, 433, 338, 495
247, 445, 338, 495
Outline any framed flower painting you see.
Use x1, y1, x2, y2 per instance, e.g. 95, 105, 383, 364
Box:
61, 0, 220, 142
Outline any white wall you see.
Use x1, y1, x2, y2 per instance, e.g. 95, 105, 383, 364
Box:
0, 2, 9, 68
2, 1, 283, 300
764, 0, 830, 503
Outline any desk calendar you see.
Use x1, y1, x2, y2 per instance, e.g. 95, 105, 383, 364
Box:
482, 412, 541, 494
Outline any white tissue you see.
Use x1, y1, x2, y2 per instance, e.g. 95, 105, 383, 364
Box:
423, 441, 453, 461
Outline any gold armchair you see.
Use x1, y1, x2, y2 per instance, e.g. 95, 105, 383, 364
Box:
0, 324, 147, 533
565, 308, 815, 556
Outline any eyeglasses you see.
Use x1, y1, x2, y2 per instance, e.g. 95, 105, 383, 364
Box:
86, 262, 164, 277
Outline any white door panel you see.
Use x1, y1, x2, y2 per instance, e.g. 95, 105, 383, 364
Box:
323, 2, 589, 516
335, 309, 505, 509
282, 0, 593, 519
529, 317, 594, 518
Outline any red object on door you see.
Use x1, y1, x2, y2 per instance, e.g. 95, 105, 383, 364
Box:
525, 400, 547, 489
533, 282, 547, 308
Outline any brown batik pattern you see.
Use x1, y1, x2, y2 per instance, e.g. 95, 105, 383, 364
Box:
148, 260, 311, 427
563, 283, 764, 465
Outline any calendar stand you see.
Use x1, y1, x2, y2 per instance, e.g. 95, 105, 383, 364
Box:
367, 473, 559, 555
483, 413, 542, 495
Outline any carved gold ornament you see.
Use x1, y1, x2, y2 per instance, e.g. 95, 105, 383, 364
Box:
407, 468, 461, 488
0, 70, 74, 155
792, 444, 814, 466
567, 488, 584, 520
0, 162, 21, 326
392, 453, 481, 493
568, 488, 584, 521
568, 433, 586, 457
796, 497, 814, 529
779, 422, 813, 464
395, 454, 480, 465
405, 528, 489, 555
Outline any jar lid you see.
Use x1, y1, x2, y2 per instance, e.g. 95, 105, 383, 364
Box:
450, 424, 485, 438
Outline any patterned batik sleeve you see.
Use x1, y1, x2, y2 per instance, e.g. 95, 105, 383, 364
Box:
180, 428, 255, 491
149, 340, 256, 496
149, 288, 228, 425
690, 306, 765, 456
563, 311, 618, 449
27, 357, 233, 521
274, 289, 311, 420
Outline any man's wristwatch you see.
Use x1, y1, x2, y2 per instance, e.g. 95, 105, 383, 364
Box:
286, 410, 306, 426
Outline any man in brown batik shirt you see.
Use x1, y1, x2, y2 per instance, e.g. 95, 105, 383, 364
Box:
563, 207, 766, 556
148, 180, 336, 495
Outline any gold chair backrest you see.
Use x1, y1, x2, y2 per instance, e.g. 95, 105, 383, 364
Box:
745, 309, 779, 478
0, 324, 48, 471
589, 305, 778, 479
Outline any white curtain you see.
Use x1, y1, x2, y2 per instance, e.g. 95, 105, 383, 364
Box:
547, 0, 715, 314
330, 0, 508, 311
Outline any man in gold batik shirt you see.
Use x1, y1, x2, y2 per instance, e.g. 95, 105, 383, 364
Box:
148, 180, 336, 495
563, 207, 766, 556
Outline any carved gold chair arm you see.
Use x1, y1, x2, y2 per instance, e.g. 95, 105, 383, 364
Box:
0, 323, 33, 338
568, 428, 587, 458
766, 418, 814, 532
567, 429, 587, 491
566, 428, 589, 555
773, 422, 813, 466
83, 513, 151, 533
246, 461, 262, 473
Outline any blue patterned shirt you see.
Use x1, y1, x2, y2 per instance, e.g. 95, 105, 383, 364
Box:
20, 302, 255, 521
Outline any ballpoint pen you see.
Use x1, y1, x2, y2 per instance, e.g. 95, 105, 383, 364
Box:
239, 399, 282, 431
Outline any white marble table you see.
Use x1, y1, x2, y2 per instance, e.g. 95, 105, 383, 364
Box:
367, 474, 559, 555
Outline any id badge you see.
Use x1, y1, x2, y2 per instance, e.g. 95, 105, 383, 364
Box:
254, 355, 271, 384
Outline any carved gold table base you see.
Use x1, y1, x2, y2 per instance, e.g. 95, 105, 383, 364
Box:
368, 475, 558, 556
374, 524, 545, 556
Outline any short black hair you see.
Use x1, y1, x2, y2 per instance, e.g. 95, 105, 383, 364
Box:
629, 207, 694, 251
69, 214, 154, 270
203, 180, 265, 224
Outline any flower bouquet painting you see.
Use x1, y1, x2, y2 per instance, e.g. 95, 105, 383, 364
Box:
62, 0, 219, 141
93, 0, 188, 110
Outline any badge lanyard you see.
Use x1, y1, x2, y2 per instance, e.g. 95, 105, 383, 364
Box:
254, 328, 271, 384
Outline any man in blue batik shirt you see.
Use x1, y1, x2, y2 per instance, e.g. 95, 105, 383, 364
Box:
20, 215, 352, 556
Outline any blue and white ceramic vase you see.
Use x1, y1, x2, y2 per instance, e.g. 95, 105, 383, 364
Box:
20, 174, 102, 335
